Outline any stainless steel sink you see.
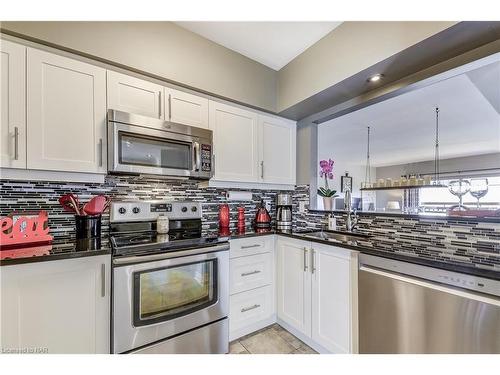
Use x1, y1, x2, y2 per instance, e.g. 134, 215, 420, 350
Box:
300, 230, 369, 243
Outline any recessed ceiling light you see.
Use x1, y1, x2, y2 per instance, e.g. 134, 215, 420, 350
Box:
367, 74, 384, 83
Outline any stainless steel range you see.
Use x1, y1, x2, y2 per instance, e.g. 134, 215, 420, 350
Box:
110, 200, 229, 354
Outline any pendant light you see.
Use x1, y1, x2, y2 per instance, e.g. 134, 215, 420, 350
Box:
434, 107, 440, 185
363, 126, 371, 187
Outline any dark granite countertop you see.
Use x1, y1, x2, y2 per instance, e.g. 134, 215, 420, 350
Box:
214, 227, 500, 281
0, 237, 111, 266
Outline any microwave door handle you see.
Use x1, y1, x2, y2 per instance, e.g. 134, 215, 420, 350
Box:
193, 142, 201, 171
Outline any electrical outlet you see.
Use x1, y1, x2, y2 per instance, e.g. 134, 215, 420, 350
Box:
299, 201, 306, 213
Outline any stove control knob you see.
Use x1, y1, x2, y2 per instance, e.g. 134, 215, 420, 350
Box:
191, 206, 197, 212
118, 207, 126, 215
132, 207, 141, 214
181, 206, 188, 213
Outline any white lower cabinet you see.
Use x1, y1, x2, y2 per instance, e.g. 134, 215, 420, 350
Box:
276, 237, 358, 353
311, 243, 358, 354
276, 237, 311, 337
1, 255, 111, 354
229, 237, 275, 341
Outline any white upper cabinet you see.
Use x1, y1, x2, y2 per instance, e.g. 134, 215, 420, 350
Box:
259, 114, 296, 185
1, 255, 111, 354
107, 70, 163, 119
0, 40, 26, 169
209, 101, 260, 182
165, 87, 209, 128
311, 244, 357, 354
27, 48, 107, 173
276, 237, 312, 337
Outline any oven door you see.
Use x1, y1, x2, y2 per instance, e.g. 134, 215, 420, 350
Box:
108, 121, 212, 179
113, 244, 229, 353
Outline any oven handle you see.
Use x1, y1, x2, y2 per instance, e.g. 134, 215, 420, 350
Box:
113, 243, 230, 265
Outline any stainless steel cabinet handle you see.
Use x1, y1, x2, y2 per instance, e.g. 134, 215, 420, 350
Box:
241, 244, 261, 249
241, 304, 261, 313
303, 247, 308, 272
13, 127, 19, 160
311, 249, 316, 274
101, 263, 106, 298
260, 161, 264, 179
98, 138, 103, 167
158, 91, 162, 118
241, 270, 261, 277
168, 93, 172, 120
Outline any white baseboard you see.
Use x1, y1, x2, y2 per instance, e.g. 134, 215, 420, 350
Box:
229, 315, 276, 342
276, 318, 331, 354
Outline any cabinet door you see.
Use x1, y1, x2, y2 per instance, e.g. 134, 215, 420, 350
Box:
311, 244, 355, 353
209, 101, 259, 182
259, 115, 296, 185
1, 255, 111, 354
165, 88, 209, 128
107, 70, 163, 119
0, 40, 26, 169
276, 238, 312, 337
27, 48, 106, 173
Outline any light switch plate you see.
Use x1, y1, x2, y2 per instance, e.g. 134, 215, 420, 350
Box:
299, 201, 306, 213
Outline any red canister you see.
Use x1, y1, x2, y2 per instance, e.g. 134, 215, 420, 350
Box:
237, 206, 245, 230
218, 204, 230, 229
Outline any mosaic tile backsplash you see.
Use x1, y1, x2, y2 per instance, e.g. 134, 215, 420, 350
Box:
0, 176, 292, 241
1, 179, 499, 271
293, 185, 500, 271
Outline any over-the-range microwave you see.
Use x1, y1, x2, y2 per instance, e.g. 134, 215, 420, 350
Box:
107, 110, 213, 179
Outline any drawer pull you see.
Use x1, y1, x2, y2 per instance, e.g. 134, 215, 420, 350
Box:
241, 304, 261, 313
241, 270, 261, 277
241, 244, 261, 249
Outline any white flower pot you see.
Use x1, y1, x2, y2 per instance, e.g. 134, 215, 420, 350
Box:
322, 196, 333, 211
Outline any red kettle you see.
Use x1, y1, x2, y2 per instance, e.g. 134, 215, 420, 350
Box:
254, 199, 271, 228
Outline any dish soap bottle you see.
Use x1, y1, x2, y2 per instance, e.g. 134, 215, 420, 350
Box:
328, 214, 337, 231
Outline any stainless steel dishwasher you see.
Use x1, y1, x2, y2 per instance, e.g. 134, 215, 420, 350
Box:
358, 253, 500, 353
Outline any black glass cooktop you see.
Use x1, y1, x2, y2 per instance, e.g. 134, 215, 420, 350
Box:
110, 230, 224, 257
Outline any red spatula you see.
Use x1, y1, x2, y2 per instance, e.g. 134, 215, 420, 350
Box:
59, 194, 80, 215
82, 195, 109, 216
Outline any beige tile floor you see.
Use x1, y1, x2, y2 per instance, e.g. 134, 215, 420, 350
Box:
229, 324, 318, 354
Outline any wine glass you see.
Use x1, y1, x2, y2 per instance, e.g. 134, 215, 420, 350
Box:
469, 178, 489, 208
448, 179, 470, 211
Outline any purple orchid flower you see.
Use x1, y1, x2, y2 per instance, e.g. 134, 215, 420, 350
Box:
318, 159, 338, 198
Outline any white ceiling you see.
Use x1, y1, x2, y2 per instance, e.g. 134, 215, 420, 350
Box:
318, 62, 500, 167
175, 22, 342, 70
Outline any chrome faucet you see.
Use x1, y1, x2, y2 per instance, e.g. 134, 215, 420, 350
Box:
344, 190, 358, 232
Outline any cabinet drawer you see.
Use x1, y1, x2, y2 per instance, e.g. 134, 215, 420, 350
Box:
230, 285, 273, 334
230, 236, 273, 259
230, 253, 272, 295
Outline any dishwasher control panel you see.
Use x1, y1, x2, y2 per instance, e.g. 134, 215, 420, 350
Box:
359, 253, 500, 297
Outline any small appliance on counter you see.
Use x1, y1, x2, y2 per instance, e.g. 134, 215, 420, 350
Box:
276, 193, 292, 231
109, 200, 229, 354
254, 199, 271, 229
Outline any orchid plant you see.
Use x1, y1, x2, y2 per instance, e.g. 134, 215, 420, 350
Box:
318, 159, 339, 198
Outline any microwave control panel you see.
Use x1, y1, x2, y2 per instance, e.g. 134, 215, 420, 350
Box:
201, 144, 212, 172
